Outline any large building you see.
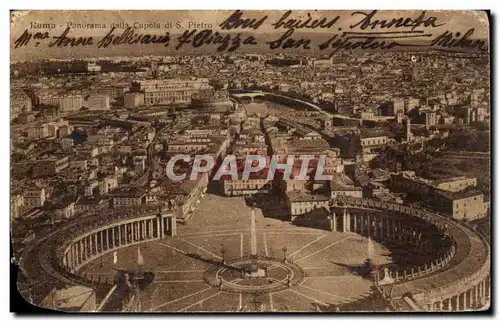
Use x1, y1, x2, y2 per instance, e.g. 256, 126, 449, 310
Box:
330, 174, 363, 199
311, 58, 333, 68
222, 176, 272, 196
88, 84, 129, 100
409, 108, 438, 128
430, 190, 487, 221
390, 171, 487, 220
380, 100, 404, 116
433, 176, 477, 193
110, 187, 147, 208
11, 89, 32, 121
286, 190, 330, 221
124, 92, 145, 108
32, 156, 70, 177
360, 134, 389, 154
188, 90, 233, 112
86, 95, 110, 110
129, 79, 212, 106
34, 89, 84, 112
23, 187, 47, 211
10, 194, 25, 221
26, 124, 50, 140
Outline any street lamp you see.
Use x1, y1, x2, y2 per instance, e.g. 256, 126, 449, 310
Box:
282, 246, 288, 262
220, 244, 226, 265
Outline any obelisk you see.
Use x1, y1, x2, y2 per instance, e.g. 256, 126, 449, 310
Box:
251, 208, 257, 257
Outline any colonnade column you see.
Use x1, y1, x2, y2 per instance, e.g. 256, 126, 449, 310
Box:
70, 246, 75, 269
161, 216, 165, 238
75, 243, 79, 267
92, 233, 96, 254
76, 243, 80, 267
367, 215, 371, 237
482, 279, 486, 302
71, 244, 76, 268
82, 239, 86, 261
68, 245, 72, 268
77, 242, 81, 265
353, 214, 357, 233
81, 238, 85, 260
172, 216, 177, 237
67, 247, 71, 269
478, 280, 483, 303
63, 251, 68, 268
64, 250, 68, 269
94, 233, 98, 254
82, 238, 86, 260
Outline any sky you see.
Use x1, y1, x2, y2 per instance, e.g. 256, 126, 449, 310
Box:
10, 10, 490, 60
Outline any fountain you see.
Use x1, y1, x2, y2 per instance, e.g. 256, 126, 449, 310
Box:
359, 237, 376, 278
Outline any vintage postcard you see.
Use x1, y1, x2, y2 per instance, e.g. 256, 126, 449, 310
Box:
10, 10, 490, 312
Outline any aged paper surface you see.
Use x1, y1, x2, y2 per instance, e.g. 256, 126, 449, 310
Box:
10, 10, 490, 312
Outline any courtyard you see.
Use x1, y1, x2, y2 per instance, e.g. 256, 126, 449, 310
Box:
80, 194, 393, 312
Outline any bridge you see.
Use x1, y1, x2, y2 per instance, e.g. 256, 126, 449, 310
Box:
229, 90, 266, 102
229, 90, 362, 123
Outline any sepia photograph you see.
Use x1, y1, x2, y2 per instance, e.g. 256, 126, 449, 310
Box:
9, 9, 491, 313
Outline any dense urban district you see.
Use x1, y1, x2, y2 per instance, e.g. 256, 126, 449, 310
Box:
11, 51, 490, 313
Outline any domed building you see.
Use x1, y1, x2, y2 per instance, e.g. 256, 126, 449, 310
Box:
188, 90, 234, 113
